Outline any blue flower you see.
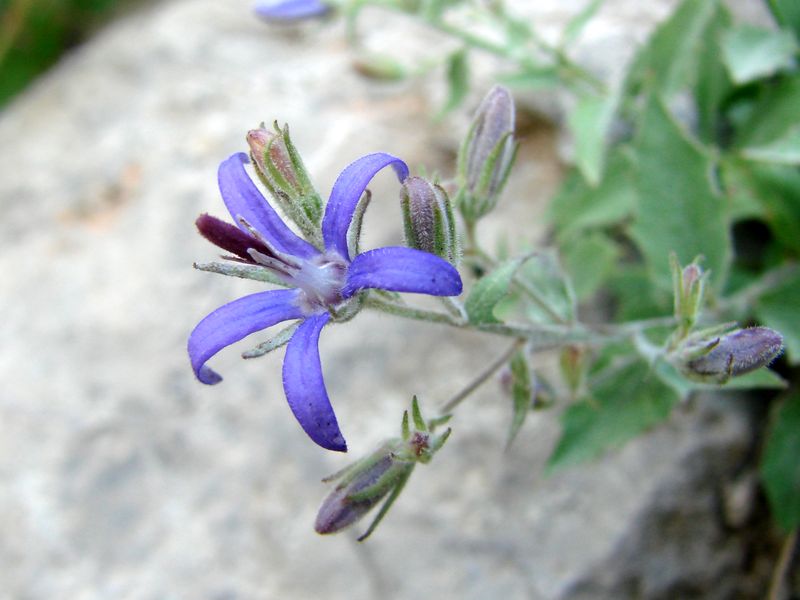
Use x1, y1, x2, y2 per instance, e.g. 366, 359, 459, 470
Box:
188, 152, 463, 452
254, 0, 330, 22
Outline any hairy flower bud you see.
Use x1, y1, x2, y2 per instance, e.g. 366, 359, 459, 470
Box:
246, 123, 323, 236
670, 254, 706, 340
400, 176, 459, 264
457, 85, 518, 224
675, 326, 784, 384
315, 444, 412, 535
315, 397, 450, 539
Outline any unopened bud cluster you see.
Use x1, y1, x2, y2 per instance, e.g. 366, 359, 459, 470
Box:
456, 85, 518, 226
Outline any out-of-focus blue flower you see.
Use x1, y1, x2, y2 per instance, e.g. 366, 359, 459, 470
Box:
188, 153, 463, 452
254, 0, 331, 22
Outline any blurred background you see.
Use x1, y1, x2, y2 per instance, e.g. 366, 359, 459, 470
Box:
1, 1, 797, 599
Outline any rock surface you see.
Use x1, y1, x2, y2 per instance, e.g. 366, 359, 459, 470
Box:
0, 1, 774, 598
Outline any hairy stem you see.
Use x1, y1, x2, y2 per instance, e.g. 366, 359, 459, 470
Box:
439, 338, 527, 414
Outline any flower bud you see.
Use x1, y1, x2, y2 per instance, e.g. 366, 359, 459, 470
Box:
400, 176, 459, 264
315, 443, 412, 535
674, 326, 784, 384
670, 254, 706, 340
246, 123, 323, 233
315, 397, 450, 539
456, 85, 518, 224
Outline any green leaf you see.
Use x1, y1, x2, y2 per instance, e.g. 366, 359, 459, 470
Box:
626, 0, 721, 98
561, 232, 620, 301
725, 160, 800, 253
561, 0, 605, 46
735, 74, 800, 148
694, 5, 734, 143
761, 392, 800, 530
720, 25, 798, 85
507, 351, 532, 448
550, 148, 637, 240
742, 126, 800, 165
756, 270, 800, 364
516, 251, 576, 324
767, 0, 800, 38
607, 266, 672, 321
439, 49, 469, 116
567, 88, 620, 186
548, 360, 679, 471
629, 96, 731, 291
465, 255, 529, 324
499, 67, 561, 90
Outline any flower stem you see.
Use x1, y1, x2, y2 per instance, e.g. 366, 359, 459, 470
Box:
768, 528, 798, 600
439, 338, 526, 414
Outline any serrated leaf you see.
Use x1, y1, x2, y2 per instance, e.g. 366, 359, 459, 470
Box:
735, 74, 800, 148
547, 360, 679, 472
465, 255, 529, 324
742, 126, 800, 165
439, 49, 469, 116
761, 392, 800, 530
626, 0, 720, 98
561, 232, 620, 301
507, 351, 532, 448
756, 270, 800, 364
721, 25, 798, 85
550, 149, 637, 240
568, 88, 620, 186
629, 96, 731, 291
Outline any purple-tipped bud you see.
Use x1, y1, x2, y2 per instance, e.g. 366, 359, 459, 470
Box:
315, 398, 451, 538
247, 124, 323, 235
680, 327, 784, 384
457, 85, 518, 224
400, 176, 459, 264
195, 213, 270, 262
670, 254, 707, 339
315, 449, 411, 535
254, 0, 331, 23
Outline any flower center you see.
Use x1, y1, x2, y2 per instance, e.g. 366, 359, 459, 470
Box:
292, 253, 349, 313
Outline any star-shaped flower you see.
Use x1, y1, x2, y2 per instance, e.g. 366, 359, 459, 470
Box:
189, 152, 463, 452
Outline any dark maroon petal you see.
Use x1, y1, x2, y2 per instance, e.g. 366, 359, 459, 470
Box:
196, 213, 270, 262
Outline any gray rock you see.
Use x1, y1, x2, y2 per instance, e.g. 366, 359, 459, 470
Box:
0, 1, 773, 599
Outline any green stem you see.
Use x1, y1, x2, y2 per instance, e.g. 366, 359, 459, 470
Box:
439, 338, 526, 414
364, 294, 673, 349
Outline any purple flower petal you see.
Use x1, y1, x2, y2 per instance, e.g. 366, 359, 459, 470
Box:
254, 0, 330, 21
189, 289, 304, 385
282, 313, 347, 452
218, 153, 318, 259
322, 153, 409, 260
342, 246, 463, 297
